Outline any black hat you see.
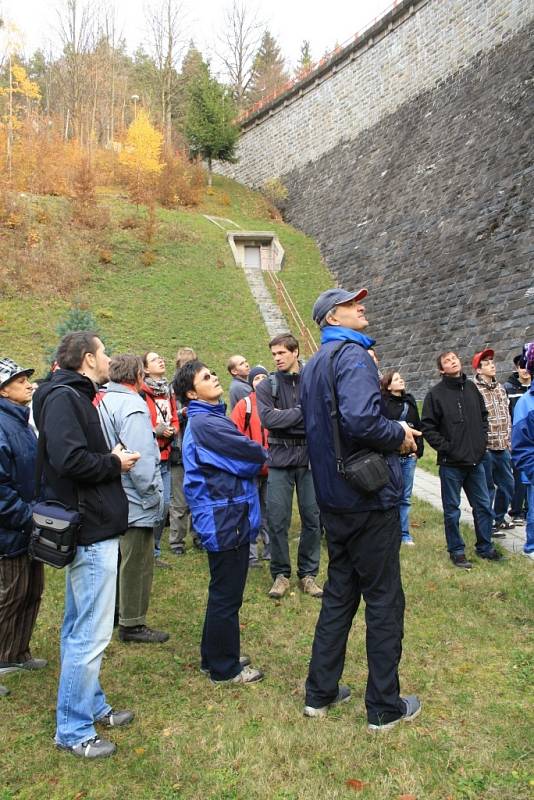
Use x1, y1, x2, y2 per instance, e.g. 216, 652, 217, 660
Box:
248, 365, 269, 388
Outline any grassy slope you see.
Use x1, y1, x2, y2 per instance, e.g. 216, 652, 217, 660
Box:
1, 499, 532, 800
0, 177, 332, 385
1, 179, 532, 799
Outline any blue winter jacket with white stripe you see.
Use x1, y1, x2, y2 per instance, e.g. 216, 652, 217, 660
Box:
182, 400, 266, 551
0, 398, 38, 557
512, 383, 534, 485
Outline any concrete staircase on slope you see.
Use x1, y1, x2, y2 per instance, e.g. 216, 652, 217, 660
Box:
243, 266, 290, 338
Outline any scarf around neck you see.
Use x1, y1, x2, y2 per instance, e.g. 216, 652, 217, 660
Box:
320, 325, 375, 349
145, 376, 170, 397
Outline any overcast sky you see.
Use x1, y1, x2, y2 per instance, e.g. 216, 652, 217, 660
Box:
2, 0, 394, 70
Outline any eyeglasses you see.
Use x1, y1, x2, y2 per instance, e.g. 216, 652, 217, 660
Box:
194, 371, 217, 385
147, 354, 163, 363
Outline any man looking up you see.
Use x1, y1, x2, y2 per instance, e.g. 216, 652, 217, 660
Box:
227, 355, 252, 410
300, 288, 421, 731
256, 334, 323, 599
472, 348, 515, 534
421, 351, 503, 568
33, 332, 139, 759
504, 353, 532, 523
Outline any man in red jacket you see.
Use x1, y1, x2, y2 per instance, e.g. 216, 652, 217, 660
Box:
231, 366, 271, 567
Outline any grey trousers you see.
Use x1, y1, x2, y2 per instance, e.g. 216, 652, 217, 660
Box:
119, 527, 154, 627
169, 463, 193, 549
266, 466, 321, 580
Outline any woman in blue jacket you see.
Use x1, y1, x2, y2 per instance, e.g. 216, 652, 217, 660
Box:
0, 358, 46, 697
174, 360, 266, 685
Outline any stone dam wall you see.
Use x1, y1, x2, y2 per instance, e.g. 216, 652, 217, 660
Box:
216, 0, 534, 396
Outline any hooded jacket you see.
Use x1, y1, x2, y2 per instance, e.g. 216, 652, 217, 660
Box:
255, 369, 308, 468
230, 392, 269, 477
142, 382, 178, 462
182, 400, 266, 551
473, 374, 511, 450
503, 372, 531, 417
300, 338, 404, 513
511, 384, 534, 485
32, 370, 128, 545
0, 398, 38, 557
97, 382, 164, 527
421, 374, 488, 467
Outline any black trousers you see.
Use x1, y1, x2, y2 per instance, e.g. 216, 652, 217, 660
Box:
305, 507, 406, 725
200, 543, 249, 681
0, 553, 44, 663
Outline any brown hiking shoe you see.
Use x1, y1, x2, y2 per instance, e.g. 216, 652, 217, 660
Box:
300, 576, 323, 598
268, 575, 290, 599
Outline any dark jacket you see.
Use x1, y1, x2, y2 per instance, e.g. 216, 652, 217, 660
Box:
256, 370, 308, 468
421, 374, 488, 467
300, 340, 404, 513
228, 376, 252, 410
382, 392, 424, 459
503, 372, 531, 418
182, 400, 266, 551
32, 370, 128, 545
0, 398, 38, 558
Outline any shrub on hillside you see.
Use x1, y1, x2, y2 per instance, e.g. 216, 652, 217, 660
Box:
71, 157, 110, 230
260, 176, 288, 219
157, 153, 205, 208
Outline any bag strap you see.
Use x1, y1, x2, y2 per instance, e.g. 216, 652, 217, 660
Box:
328, 341, 358, 476
97, 397, 127, 450
34, 384, 85, 515
244, 395, 252, 434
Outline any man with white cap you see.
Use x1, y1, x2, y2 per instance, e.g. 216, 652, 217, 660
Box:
0, 358, 46, 697
299, 288, 422, 731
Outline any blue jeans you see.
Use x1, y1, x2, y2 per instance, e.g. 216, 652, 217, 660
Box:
154, 460, 171, 557
482, 449, 515, 524
525, 485, 534, 555
510, 465, 528, 519
399, 456, 417, 537
439, 464, 493, 556
55, 537, 118, 747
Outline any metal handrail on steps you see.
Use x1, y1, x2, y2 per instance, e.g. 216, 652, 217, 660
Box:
264, 268, 319, 357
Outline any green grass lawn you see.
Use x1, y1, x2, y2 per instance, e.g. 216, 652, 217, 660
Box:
1, 498, 532, 800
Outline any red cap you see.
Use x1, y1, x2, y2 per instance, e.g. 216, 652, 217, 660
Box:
472, 348, 494, 370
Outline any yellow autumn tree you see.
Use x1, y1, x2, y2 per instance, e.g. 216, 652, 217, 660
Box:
119, 110, 164, 206
0, 58, 41, 180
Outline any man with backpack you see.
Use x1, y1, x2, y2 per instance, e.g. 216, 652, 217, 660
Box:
33, 332, 139, 759
256, 334, 323, 599
231, 365, 271, 567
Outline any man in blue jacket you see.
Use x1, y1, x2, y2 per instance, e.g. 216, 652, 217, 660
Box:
300, 288, 422, 731
511, 342, 534, 561
0, 358, 46, 697
174, 360, 266, 684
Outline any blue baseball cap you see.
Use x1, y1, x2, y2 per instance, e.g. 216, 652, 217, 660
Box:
312, 288, 368, 325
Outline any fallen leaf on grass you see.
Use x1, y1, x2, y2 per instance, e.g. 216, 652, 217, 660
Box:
398, 795, 417, 799
134, 747, 145, 755
73, 793, 86, 800
346, 779, 369, 791
162, 728, 173, 737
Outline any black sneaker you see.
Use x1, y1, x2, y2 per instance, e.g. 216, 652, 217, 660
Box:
0, 685, 10, 697
57, 736, 116, 759
96, 708, 135, 727
119, 625, 170, 643
478, 549, 505, 562
450, 553, 473, 569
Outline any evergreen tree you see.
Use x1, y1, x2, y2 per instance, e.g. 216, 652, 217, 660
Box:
246, 31, 288, 108
174, 43, 209, 137
185, 67, 238, 185
45, 305, 108, 368
295, 40, 313, 79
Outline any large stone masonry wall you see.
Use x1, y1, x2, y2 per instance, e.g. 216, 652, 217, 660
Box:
283, 22, 533, 396
216, 0, 534, 396
217, 0, 534, 189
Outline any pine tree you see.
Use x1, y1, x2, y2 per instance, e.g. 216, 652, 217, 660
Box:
246, 31, 288, 107
44, 304, 108, 367
295, 40, 313, 79
185, 68, 238, 186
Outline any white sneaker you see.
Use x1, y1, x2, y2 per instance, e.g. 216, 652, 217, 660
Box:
211, 665, 264, 685
523, 551, 534, 561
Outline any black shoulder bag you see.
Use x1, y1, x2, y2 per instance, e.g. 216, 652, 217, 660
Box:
28, 386, 84, 569
328, 342, 390, 495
